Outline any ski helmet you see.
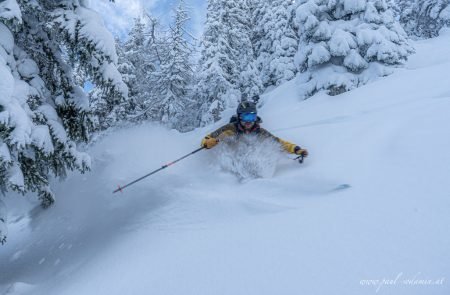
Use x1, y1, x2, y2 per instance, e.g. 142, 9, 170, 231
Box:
236, 101, 257, 123
237, 101, 257, 115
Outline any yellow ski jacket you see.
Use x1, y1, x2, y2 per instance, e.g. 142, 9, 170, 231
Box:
201, 122, 299, 154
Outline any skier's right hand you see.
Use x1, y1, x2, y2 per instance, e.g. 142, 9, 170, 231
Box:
201, 136, 219, 149
294, 146, 308, 157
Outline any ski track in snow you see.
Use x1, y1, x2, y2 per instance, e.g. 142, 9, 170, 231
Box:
1, 32, 450, 295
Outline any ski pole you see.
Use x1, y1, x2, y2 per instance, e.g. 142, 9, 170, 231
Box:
294, 154, 305, 164
113, 147, 205, 194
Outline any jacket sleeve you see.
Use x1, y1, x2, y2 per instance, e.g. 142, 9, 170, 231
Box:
259, 128, 298, 154
202, 123, 237, 141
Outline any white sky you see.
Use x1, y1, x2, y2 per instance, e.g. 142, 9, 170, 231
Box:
88, 0, 207, 40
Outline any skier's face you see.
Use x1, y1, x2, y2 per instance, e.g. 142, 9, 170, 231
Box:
241, 121, 255, 130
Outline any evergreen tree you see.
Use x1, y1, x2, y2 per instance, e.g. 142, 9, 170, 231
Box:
253, 0, 298, 87
397, 0, 414, 11
115, 15, 166, 124
0, 0, 126, 243
52, 1, 128, 135
397, 0, 415, 31
196, 0, 262, 125
228, 0, 262, 100
151, 0, 195, 130
387, 0, 401, 19
196, 0, 240, 125
294, 0, 414, 98
250, 0, 270, 80
402, 0, 450, 38
122, 18, 146, 98
90, 37, 134, 131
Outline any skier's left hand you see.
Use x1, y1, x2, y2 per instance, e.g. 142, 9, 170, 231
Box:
201, 136, 219, 149
294, 146, 308, 157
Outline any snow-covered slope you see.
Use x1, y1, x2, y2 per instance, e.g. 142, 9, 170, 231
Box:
1, 30, 450, 295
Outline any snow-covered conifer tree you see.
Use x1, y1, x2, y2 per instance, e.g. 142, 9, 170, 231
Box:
228, 0, 262, 100
151, 0, 195, 130
52, 1, 128, 136
386, 0, 401, 19
294, 0, 414, 98
114, 15, 167, 124
253, 0, 298, 87
90, 37, 134, 131
0, 0, 126, 243
397, 0, 414, 11
396, 0, 415, 31
196, 0, 262, 125
122, 19, 146, 98
196, 0, 240, 125
402, 0, 450, 38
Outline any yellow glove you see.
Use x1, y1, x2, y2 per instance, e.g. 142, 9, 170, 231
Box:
201, 136, 219, 149
294, 146, 308, 157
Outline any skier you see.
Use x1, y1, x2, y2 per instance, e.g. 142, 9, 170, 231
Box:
201, 101, 309, 157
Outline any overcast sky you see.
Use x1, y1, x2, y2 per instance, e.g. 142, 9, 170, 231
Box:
89, 0, 207, 40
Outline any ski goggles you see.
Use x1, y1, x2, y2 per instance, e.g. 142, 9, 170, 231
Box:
239, 112, 257, 122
